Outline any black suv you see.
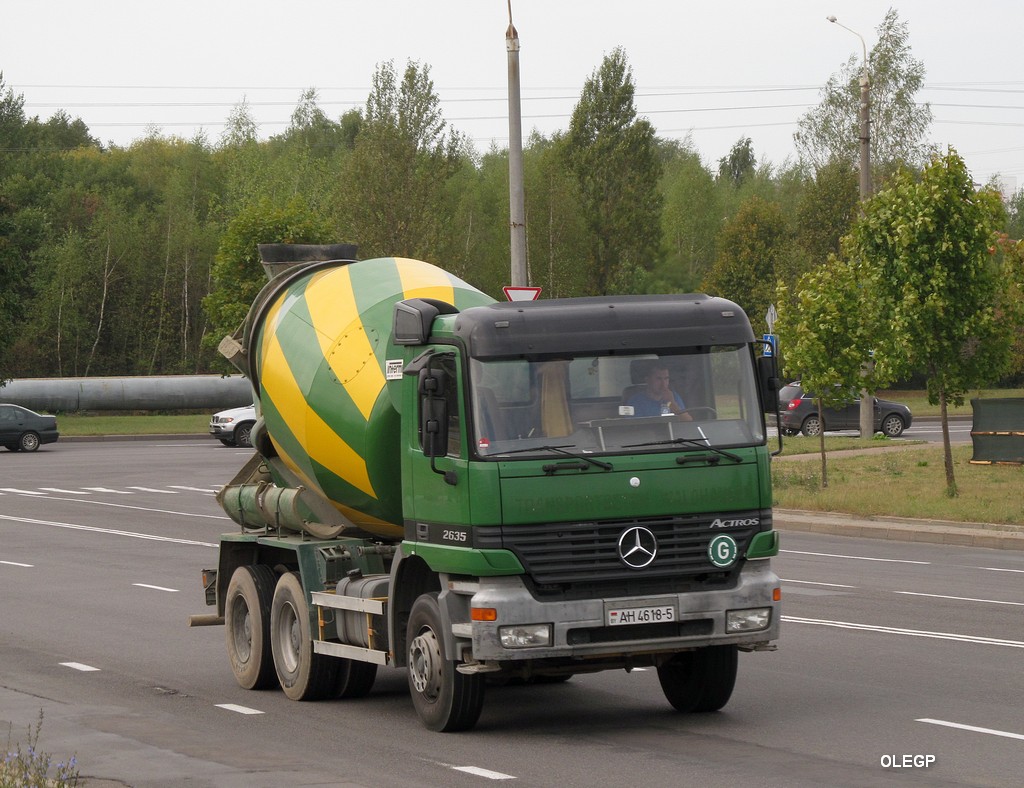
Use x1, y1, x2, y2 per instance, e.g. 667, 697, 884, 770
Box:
777, 383, 912, 437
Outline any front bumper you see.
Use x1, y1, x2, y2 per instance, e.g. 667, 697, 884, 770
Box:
463, 561, 780, 661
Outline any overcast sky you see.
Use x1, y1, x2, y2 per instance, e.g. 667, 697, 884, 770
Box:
4, 1, 1022, 190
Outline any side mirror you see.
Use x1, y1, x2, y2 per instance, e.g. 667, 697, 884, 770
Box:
757, 355, 780, 413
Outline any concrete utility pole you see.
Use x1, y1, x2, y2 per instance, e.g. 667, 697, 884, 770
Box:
828, 15, 874, 439
506, 1, 528, 287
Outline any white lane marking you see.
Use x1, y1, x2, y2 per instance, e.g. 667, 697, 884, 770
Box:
61, 662, 100, 672
13, 494, 231, 521
133, 583, 179, 592
39, 487, 92, 495
981, 567, 1024, 574
0, 514, 217, 548
1, 560, 34, 567
783, 616, 1024, 648
782, 549, 930, 565
917, 718, 1024, 741
896, 591, 1024, 607
0, 488, 48, 496
452, 766, 516, 780
169, 485, 221, 493
782, 578, 857, 588
216, 704, 264, 715
127, 486, 179, 494
82, 487, 133, 494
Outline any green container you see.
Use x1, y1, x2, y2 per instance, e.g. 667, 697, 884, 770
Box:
250, 257, 493, 539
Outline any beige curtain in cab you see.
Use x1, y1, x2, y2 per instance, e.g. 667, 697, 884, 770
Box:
539, 361, 572, 437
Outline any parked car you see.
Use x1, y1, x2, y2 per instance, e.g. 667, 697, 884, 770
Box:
0, 404, 60, 452
209, 404, 256, 447
777, 383, 912, 437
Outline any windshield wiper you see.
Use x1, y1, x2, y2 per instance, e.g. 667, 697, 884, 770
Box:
494, 443, 613, 470
622, 437, 742, 464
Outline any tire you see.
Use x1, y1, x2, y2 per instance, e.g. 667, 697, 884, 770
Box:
225, 565, 278, 690
407, 592, 485, 732
270, 572, 338, 701
5, 443, 19, 452
218, 438, 233, 447
18, 432, 40, 452
335, 660, 378, 699
800, 415, 823, 437
880, 414, 905, 437
234, 422, 254, 448
657, 645, 738, 713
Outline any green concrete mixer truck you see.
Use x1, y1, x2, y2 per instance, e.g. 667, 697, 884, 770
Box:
192, 243, 782, 732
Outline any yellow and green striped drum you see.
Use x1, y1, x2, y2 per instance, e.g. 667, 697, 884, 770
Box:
251, 257, 493, 539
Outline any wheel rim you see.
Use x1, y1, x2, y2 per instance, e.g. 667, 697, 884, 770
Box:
804, 418, 821, 436
230, 597, 253, 663
276, 601, 301, 674
883, 416, 902, 436
409, 629, 442, 700
22, 434, 39, 451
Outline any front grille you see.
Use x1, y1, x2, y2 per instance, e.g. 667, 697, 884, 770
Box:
475, 510, 767, 600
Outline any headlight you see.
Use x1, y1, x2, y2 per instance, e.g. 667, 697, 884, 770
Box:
726, 608, 772, 633
499, 623, 552, 648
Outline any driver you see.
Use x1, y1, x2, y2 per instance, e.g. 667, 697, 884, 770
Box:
625, 363, 692, 420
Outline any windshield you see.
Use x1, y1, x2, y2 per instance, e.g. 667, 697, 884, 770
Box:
469, 346, 765, 458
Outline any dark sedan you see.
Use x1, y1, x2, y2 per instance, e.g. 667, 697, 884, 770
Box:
0, 404, 60, 452
777, 383, 912, 437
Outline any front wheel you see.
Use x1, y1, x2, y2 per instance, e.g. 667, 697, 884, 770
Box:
880, 414, 905, 437
234, 422, 254, 448
225, 565, 277, 690
657, 645, 738, 713
407, 592, 485, 732
19, 432, 40, 452
270, 572, 338, 700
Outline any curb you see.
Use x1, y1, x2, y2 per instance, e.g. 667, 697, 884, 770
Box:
775, 508, 1024, 551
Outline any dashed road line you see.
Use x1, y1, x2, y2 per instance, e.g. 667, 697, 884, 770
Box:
127, 486, 180, 494
0, 513, 218, 547
782, 578, 857, 588
452, 765, 516, 780
917, 718, 1024, 741
1, 560, 33, 567
216, 704, 264, 715
61, 662, 100, 672
0, 488, 48, 496
133, 583, 179, 592
782, 549, 930, 565
39, 487, 92, 495
169, 485, 220, 493
82, 487, 133, 494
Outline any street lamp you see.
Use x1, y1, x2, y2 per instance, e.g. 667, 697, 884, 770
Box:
827, 14, 874, 439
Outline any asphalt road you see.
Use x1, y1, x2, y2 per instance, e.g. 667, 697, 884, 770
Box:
1, 440, 1021, 787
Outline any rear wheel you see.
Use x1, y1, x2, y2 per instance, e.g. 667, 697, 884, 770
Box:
335, 660, 378, 699
19, 432, 40, 452
657, 645, 738, 713
881, 414, 905, 437
800, 415, 823, 437
271, 572, 338, 700
225, 565, 277, 690
407, 592, 485, 731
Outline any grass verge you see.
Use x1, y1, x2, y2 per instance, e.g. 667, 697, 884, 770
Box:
58, 413, 209, 436
773, 443, 1024, 525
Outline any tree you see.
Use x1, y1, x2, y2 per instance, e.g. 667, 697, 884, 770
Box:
775, 256, 885, 486
203, 197, 333, 349
793, 158, 859, 265
339, 60, 465, 260
847, 150, 1020, 496
701, 195, 789, 324
656, 141, 719, 293
795, 9, 933, 175
563, 47, 662, 294
717, 137, 756, 189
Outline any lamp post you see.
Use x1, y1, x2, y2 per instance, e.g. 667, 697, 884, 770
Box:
506, 1, 528, 287
827, 14, 874, 439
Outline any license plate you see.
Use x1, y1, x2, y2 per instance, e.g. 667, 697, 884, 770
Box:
607, 605, 675, 626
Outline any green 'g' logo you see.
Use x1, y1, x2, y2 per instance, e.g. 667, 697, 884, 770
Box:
708, 534, 738, 568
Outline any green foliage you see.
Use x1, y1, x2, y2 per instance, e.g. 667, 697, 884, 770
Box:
717, 137, 756, 188
339, 60, 465, 261
702, 195, 789, 322
796, 8, 933, 174
564, 47, 662, 294
846, 149, 1019, 494
655, 142, 719, 292
203, 197, 333, 345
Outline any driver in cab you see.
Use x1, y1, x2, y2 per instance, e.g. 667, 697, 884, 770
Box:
625, 363, 693, 420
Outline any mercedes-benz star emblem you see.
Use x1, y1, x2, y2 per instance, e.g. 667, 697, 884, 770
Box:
617, 526, 658, 569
